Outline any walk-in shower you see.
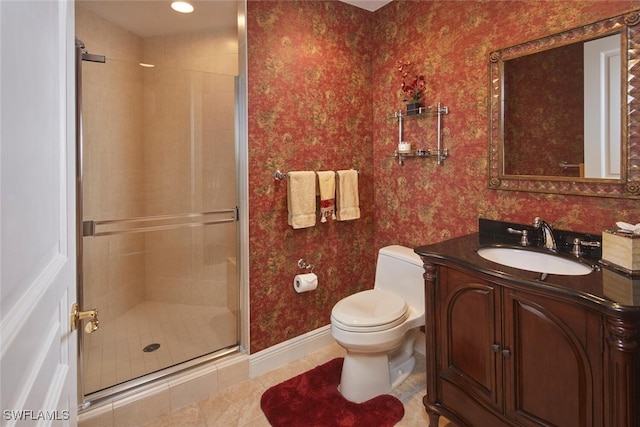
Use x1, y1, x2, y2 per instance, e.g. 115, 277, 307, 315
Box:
75, 2, 240, 404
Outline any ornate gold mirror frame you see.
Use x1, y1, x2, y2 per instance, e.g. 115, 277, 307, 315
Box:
488, 10, 640, 198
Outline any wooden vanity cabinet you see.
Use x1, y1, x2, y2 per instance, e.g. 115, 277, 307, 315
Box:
424, 264, 610, 427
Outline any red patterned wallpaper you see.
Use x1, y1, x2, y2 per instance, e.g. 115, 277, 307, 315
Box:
503, 43, 584, 177
371, 0, 640, 251
247, 1, 375, 352
247, 0, 640, 353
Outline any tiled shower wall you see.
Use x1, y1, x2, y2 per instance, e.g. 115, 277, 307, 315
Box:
76, 5, 238, 321
141, 28, 238, 306
77, 6, 146, 322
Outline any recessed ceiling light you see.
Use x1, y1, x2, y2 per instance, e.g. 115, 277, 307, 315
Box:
171, 1, 194, 14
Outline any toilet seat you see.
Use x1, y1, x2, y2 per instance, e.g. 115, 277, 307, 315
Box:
331, 289, 409, 332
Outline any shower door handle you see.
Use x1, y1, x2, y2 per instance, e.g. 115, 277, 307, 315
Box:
70, 303, 100, 333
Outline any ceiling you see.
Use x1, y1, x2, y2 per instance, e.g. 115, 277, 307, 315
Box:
77, 0, 239, 38
78, 0, 393, 38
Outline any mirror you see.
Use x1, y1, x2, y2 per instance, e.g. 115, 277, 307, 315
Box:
488, 10, 640, 198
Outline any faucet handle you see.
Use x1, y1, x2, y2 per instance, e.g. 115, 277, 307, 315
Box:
507, 227, 529, 246
571, 237, 601, 256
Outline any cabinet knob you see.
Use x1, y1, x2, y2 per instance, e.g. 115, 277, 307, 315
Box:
502, 349, 511, 358
492, 344, 500, 353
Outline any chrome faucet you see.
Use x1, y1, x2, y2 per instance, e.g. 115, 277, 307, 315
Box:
533, 217, 557, 251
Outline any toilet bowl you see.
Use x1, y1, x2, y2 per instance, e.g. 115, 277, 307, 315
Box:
330, 245, 425, 402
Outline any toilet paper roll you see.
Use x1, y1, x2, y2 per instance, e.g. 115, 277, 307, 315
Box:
294, 273, 318, 293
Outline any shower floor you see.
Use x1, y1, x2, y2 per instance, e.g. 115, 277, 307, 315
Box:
82, 300, 237, 395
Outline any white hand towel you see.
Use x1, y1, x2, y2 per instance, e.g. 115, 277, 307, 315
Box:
316, 171, 336, 223
336, 170, 360, 221
287, 171, 317, 229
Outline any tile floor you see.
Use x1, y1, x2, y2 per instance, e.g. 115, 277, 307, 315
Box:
135, 342, 454, 427
83, 301, 237, 394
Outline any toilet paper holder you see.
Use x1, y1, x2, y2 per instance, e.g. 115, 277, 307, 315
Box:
298, 258, 314, 272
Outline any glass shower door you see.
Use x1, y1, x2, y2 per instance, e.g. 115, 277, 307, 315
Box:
80, 56, 239, 396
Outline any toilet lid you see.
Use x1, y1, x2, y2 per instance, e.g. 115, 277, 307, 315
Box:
331, 289, 409, 332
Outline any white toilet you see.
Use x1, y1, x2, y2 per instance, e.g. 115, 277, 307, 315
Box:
330, 245, 425, 402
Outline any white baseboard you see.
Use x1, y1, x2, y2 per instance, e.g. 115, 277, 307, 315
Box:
249, 324, 334, 378
249, 325, 426, 378
248, 325, 426, 378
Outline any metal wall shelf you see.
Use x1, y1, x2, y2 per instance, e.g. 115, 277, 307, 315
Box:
393, 102, 449, 166
392, 148, 449, 165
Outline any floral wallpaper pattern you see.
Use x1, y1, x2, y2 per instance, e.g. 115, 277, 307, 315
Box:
247, 0, 640, 353
503, 43, 584, 177
247, 1, 375, 352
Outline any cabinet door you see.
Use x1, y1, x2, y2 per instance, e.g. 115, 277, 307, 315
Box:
503, 290, 602, 427
440, 268, 503, 411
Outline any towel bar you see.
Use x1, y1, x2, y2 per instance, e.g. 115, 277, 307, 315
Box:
559, 162, 581, 169
273, 169, 359, 181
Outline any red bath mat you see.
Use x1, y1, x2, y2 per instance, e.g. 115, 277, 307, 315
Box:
260, 357, 404, 427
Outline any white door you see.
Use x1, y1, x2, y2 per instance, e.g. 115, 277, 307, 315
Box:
1, 1, 78, 425
584, 34, 621, 179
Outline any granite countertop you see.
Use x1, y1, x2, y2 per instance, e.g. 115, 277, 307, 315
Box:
414, 231, 640, 313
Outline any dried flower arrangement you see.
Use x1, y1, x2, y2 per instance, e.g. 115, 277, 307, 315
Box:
397, 60, 426, 103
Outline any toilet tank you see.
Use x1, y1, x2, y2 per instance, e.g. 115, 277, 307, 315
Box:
374, 245, 425, 309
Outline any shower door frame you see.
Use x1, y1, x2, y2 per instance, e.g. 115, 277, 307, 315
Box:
75, 35, 249, 409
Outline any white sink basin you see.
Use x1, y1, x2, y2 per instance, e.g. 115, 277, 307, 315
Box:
477, 246, 593, 276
